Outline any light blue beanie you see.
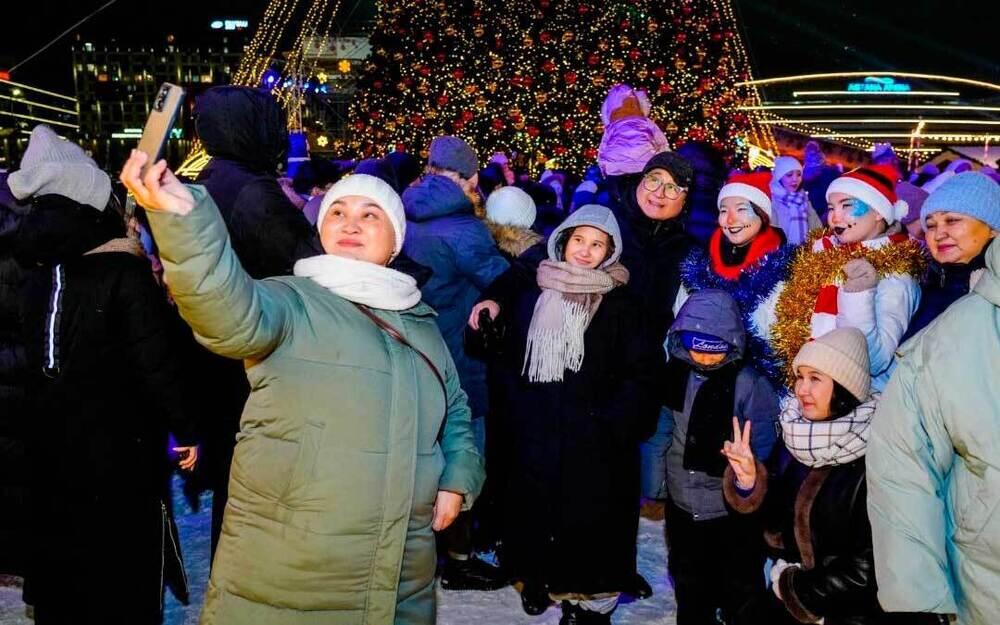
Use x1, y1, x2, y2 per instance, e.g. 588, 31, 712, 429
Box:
921, 171, 1000, 231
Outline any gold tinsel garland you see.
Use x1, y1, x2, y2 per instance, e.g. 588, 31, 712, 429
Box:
772, 231, 927, 386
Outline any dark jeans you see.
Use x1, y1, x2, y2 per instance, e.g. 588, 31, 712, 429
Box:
665, 499, 764, 625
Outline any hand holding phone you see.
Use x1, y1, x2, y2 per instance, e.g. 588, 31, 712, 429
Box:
136, 83, 185, 176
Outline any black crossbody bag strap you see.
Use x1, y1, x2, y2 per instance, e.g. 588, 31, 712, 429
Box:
352, 303, 449, 425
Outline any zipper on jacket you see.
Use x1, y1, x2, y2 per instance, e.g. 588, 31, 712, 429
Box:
43, 264, 65, 377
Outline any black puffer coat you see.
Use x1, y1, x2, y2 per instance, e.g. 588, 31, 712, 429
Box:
13, 195, 198, 623
194, 86, 322, 279
0, 173, 30, 576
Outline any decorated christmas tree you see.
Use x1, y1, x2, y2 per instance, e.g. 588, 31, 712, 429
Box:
349, 0, 774, 172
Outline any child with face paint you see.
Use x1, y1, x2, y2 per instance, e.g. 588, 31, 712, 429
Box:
467, 205, 665, 624
769, 156, 823, 246
675, 172, 797, 388
774, 164, 924, 392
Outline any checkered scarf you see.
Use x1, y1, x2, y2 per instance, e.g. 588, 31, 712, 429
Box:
779, 393, 878, 467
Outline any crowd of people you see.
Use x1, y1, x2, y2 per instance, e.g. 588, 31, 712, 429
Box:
1, 82, 999, 625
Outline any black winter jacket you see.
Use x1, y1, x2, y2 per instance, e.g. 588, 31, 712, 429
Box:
480, 281, 664, 595
605, 174, 694, 343
0, 173, 30, 576
726, 451, 893, 625
194, 86, 322, 279
14, 195, 198, 623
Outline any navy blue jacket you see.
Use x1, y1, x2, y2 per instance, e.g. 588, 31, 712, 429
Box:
402, 175, 509, 417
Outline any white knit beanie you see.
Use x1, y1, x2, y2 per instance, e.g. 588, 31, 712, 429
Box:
316, 173, 406, 260
8, 125, 111, 210
486, 185, 537, 229
772, 156, 803, 184
793, 328, 871, 402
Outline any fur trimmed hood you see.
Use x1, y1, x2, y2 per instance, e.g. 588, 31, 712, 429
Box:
487, 222, 543, 259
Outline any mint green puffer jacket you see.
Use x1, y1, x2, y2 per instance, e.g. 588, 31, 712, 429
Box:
146, 186, 485, 625
868, 239, 1000, 624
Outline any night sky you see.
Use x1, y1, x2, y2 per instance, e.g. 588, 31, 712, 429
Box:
2, 0, 998, 95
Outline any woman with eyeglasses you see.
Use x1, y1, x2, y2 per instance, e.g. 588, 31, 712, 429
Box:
674, 172, 796, 389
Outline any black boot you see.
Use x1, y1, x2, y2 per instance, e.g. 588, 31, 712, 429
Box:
624, 572, 653, 600
520, 583, 552, 615
440, 555, 508, 591
559, 601, 612, 625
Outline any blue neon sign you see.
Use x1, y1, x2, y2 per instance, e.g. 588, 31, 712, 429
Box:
847, 76, 912, 93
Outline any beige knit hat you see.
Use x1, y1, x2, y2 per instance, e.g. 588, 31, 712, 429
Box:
793, 328, 871, 402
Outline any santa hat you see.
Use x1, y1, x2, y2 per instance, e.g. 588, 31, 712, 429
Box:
718, 171, 773, 220
825, 164, 908, 225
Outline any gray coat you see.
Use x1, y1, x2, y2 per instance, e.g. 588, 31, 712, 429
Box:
665, 289, 779, 520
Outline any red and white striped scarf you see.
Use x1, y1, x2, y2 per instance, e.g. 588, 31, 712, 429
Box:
809, 233, 910, 338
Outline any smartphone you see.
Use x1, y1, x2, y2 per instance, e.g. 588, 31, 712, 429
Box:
136, 82, 185, 175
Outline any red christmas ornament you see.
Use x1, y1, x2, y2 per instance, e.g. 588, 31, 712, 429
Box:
554, 146, 568, 156
419, 65, 431, 77
492, 118, 505, 130
542, 60, 556, 73
540, 0, 550, 8
411, 114, 425, 126
423, 31, 434, 42
576, 102, 589, 113
403, 77, 414, 86
523, 76, 535, 87
373, 80, 384, 90
369, 111, 381, 120
658, 82, 672, 94
452, 68, 465, 80
437, 94, 450, 107
395, 143, 407, 152
415, 42, 424, 51
653, 67, 666, 78
577, 3, 590, 14
540, 31, 552, 44
711, 32, 722, 42
629, 49, 641, 61
511, 76, 523, 87
453, 120, 466, 130
353, 120, 366, 130
462, 110, 475, 122
564, 71, 578, 85
527, 126, 540, 137
587, 53, 600, 66
584, 147, 598, 160
436, 52, 446, 63
682, 6, 693, 15
620, 19, 630, 29
676, 32, 687, 44
562, 119, 575, 131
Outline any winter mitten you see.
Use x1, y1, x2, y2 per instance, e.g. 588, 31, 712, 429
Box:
770, 559, 801, 600
842, 258, 879, 293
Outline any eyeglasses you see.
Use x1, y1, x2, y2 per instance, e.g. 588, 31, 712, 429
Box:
641, 175, 687, 199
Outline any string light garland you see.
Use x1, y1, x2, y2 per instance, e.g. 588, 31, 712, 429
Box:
348, 0, 774, 172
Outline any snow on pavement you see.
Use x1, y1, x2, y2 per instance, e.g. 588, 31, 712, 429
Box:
0, 476, 676, 625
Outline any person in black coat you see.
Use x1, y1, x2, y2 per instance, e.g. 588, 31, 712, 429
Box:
469, 206, 663, 624
8, 125, 199, 624
0, 172, 31, 578
607, 150, 696, 598
722, 328, 944, 625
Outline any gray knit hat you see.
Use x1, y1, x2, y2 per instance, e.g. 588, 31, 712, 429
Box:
8, 125, 111, 211
921, 171, 1000, 231
428, 136, 478, 179
793, 328, 870, 402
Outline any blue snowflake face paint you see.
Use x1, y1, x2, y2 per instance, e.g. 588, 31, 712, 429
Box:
849, 199, 872, 218
719, 197, 763, 245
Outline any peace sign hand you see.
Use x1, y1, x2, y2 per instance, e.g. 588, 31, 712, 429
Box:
721, 416, 757, 490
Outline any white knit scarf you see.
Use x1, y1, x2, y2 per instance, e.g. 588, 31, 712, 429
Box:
522, 260, 629, 383
779, 393, 878, 467
293, 254, 421, 311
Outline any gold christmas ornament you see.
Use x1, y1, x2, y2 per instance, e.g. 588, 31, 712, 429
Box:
491, 57, 504, 70
611, 59, 626, 72
535, 92, 549, 103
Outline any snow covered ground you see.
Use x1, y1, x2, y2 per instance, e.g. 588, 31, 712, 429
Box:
0, 476, 676, 625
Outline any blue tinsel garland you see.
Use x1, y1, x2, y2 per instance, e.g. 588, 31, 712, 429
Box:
679, 243, 798, 389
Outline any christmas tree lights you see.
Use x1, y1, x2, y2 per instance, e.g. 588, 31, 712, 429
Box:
349, 0, 775, 172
